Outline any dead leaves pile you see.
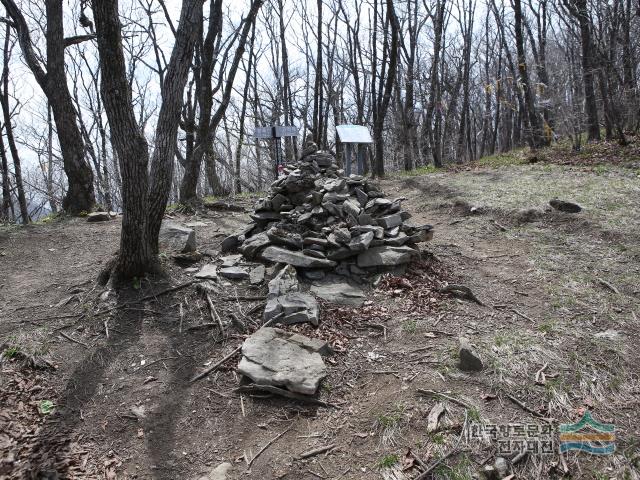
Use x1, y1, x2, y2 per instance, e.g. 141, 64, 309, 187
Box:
0, 369, 96, 479
378, 259, 450, 315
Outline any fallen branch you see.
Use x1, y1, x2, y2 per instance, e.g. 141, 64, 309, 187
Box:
505, 394, 549, 420
59, 331, 89, 349
439, 284, 485, 306
236, 384, 339, 409
297, 444, 336, 460
511, 449, 528, 465
597, 278, 620, 295
416, 389, 473, 410
248, 426, 292, 468
512, 309, 534, 323
492, 220, 507, 232
190, 346, 242, 383
205, 292, 225, 334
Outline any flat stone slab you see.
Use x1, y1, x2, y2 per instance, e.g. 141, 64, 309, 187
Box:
219, 266, 250, 280
195, 264, 218, 280
268, 265, 299, 298
356, 245, 419, 267
310, 276, 366, 306
249, 265, 266, 285
238, 231, 270, 259
264, 292, 319, 326
261, 246, 337, 269
220, 254, 243, 267
238, 327, 328, 395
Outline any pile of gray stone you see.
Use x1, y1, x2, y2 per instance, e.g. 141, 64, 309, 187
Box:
221, 145, 435, 397
223, 144, 433, 281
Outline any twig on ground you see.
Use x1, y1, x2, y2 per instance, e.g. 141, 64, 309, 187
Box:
416, 389, 473, 409
59, 331, 89, 348
248, 426, 292, 468
190, 312, 284, 383
505, 394, 549, 420
205, 292, 225, 334
186, 322, 217, 332
492, 220, 507, 232
134, 356, 178, 372
190, 346, 242, 383
94, 280, 197, 316
511, 449, 528, 465
297, 444, 336, 460
103, 320, 109, 339
597, 278, 620, 295
179, 301, 184, 333
512, 309, 535, 323
439, 284, 485, 306
235, 384, 339, 409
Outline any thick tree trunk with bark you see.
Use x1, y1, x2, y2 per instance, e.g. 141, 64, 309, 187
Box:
94, 0, 204, 280
92, 0, 153, 280
0, 0, 96, 214
146, 0, 204, 253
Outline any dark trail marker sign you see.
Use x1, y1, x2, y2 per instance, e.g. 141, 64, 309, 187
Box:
254, 125, 299, 176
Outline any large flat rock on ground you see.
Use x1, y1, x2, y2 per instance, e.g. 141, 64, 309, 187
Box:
238, 327, 328, 395
310, 276, 366, 306
261, 246, 337, 269
356, 245, 419, 267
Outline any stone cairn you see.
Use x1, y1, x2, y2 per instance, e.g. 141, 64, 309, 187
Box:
223, 142, 433, 278
223, 143, 434, 395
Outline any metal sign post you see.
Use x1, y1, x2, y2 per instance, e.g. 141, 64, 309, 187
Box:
254, 125, 298, 177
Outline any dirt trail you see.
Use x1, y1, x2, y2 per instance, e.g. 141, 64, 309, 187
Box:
1, 165, 638, 479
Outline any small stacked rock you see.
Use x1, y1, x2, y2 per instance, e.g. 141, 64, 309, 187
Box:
223, 143, 434, 281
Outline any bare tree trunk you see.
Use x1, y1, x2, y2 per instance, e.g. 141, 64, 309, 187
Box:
0, 126, 12, 221
371, 0, 400, 177
513, 0, 547, 148
92, 0, 154, 280
0, 0, 96, 214
46, 105, 57, 213
312, 0, 323, 146
146, 0, 204, 254
1, 28, 28, 223
425, 0, 445, 167
179, 0, 262, 203
563, 0, 600, 141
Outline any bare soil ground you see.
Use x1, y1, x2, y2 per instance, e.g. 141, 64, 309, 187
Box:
1, 156, 639, 480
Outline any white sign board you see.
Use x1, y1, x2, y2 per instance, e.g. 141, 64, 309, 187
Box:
274, 125, 298, 138
336, 125, 373, 144
254, 126, 273, 139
